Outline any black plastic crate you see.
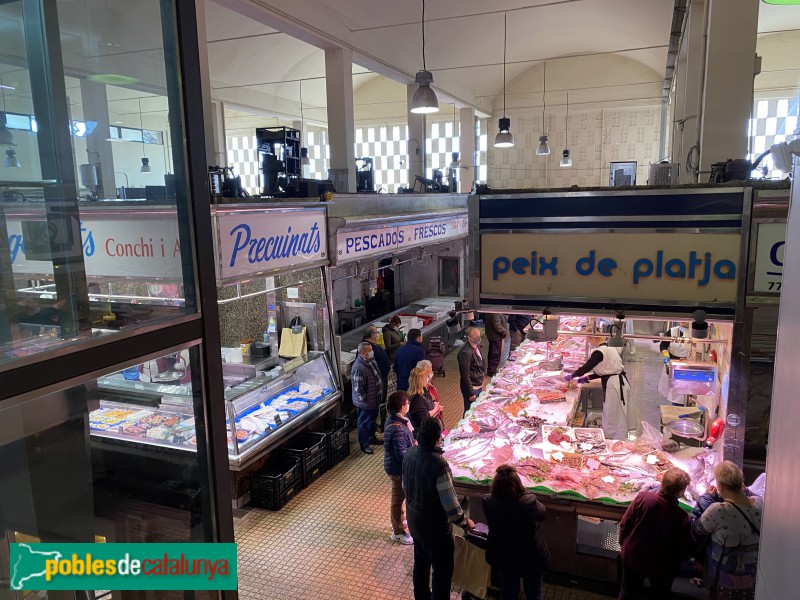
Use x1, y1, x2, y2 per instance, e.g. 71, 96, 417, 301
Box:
328, 439, 351, 467
283, 432, 327, 486
250, 453, 302, 510
304, 452, 328, 487
316, 417, 350, 466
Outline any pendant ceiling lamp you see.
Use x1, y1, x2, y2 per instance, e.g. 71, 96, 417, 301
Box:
410, 0, 439, 114
536, 62, 551, 156
4, 148, 20, 168
300, 80, 310, 166
560, 92, 572, 167
138, 98, 151, 173
0, 78, 15, 147
494, 13, 514, 148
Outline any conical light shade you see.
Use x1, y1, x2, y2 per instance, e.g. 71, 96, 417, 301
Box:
536, 135, 551, 156
560, 149, 572, 167
0, 126, 15, 146
140, 157, 152, 173
494, 117, 514, 148
4, 148, 20, 168
410, 70, 439, 114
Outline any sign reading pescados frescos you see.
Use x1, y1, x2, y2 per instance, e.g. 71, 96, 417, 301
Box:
215, 208, 328, 281
334, 215, 468, 263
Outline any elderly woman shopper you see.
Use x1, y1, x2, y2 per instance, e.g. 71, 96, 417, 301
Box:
407, 367, 443, 433
483, 464, 549, 600
617, 467, 694, 600
693, 461, 762, 600
383, 391, 415, 545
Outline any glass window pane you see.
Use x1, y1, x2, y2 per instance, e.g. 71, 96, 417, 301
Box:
1, 0, 199, 369
0, 343, 213, 558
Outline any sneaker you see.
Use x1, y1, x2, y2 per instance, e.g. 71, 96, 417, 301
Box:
390, 532, 413, 545
360, 445, 374, 455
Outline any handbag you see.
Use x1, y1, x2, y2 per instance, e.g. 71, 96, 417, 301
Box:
279, 326, 307, 358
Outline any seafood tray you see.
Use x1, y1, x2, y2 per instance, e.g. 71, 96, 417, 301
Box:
573, 428, 608, 456
642, 449, 674, 478
542, 425, 575, 451
536, 390, 567, 404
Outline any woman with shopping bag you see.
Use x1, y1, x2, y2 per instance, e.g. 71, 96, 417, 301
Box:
483, 465, 550, 600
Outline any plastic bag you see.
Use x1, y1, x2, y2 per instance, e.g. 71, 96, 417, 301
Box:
639, 420, 669, 451
749, 472, 766, 498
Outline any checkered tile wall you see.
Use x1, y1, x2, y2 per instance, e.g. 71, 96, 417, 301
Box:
228, 118, 482, 194
748, 97, 800, 178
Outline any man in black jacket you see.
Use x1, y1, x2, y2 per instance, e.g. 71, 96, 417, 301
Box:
457, 327, 485, 416
403, 417, 474, 600
363, 325, 391, 432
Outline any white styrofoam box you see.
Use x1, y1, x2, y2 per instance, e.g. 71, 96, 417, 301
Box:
418, 307, 447, 319
400, 316, 423, 331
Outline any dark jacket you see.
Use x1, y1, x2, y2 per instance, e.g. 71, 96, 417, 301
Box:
382, 324, 404, 363
362, 336, 391, 379
485, 313, 508, 341
508, 314, 531, 332
483, 492, 549, 571
403, 445, 456, 540
383, 414, 414, 476
394, 340, 426, 391
457, 342, 485, 398
618, 491, 694, 578
408, 391, 435, 432
351, 355, 383, 410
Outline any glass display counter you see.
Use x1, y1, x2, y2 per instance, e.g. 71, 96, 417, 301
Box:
89, 351, 340, 468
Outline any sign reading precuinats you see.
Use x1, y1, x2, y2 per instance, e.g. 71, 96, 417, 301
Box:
335, 215, 468, 263
481, 232, 741, 304
216, 209, 327, 281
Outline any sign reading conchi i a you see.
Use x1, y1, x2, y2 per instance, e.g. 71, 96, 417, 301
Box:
481, 232, 741, 304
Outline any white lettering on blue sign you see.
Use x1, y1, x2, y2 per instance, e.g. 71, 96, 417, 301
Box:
228, 221, 322, 268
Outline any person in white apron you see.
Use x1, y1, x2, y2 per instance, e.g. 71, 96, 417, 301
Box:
566, 344, 636, 440
658, 325, 691, 405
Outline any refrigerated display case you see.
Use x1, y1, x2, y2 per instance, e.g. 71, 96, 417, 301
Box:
89, 350, 340, 468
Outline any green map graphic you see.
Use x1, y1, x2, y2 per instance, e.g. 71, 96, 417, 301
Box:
10, 543, 62, 590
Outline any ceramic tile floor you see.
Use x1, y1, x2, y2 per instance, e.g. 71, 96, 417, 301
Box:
235, 338, 617, 599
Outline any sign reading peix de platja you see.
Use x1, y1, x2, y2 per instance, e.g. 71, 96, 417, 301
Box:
481, 232, 741, 304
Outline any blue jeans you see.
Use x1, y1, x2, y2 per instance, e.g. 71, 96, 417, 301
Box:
357, 407, 378, 448
412, 534, 454, 600
498, 567, 544, 600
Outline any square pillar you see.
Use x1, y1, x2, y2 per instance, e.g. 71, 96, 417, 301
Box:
325, 48, 356, 192
407, 83, 426, 187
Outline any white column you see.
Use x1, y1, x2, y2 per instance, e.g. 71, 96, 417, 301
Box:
459, 107, 476, 192
78, 79, 116, 198
673, 0, 708, 183
324, 47, 356, 192
698, 0, 759, 175
209, 101, 227, 168
407, 83, 426, 188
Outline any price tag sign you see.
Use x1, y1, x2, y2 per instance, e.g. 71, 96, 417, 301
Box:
552, 451, 565, 462
601, 475, 616, 484
646, 454, 659, 465
274, 414, 282, 426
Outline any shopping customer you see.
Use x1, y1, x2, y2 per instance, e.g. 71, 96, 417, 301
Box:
351, 341, 383, 455
416, 360, 442, 427
363, 325, 391, 431
617, 467, 694, 600
457, 326, 485, 416
693, 461, 762, 600
394, 328, 426, 392
483, 464, 550, 600
383, 390, 416, 545
403, 417, 474, 600
408, 367, 443, 433
485, 313, 508, 376
383, 316, 405, 397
